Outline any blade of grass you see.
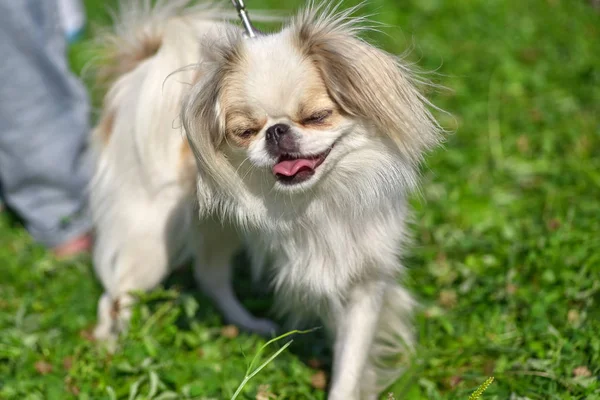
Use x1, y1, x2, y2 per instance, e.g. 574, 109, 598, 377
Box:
231, 339, 294, 400
245, 327, 319, 374
230, 328, 319, 400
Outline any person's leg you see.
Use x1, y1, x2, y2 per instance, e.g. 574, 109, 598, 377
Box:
0, 0, 92, 251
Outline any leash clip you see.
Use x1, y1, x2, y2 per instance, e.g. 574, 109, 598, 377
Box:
231, 0, 259, 38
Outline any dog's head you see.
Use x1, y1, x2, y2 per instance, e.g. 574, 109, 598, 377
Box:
184, 5, 442, 200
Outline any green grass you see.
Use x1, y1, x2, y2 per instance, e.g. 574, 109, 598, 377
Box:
2, 0, 600, 399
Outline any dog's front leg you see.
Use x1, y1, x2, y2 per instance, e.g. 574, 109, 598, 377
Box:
328, 280, 384, 400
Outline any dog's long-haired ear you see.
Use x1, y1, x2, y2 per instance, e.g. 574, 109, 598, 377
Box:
292, 4, 443, 163
181, 29, 245, 202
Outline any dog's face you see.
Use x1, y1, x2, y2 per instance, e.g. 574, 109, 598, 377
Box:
184, 6, 441, 197
219, 34, 357, 191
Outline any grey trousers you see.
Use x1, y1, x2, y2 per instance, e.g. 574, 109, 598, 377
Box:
0, 0, 92, 247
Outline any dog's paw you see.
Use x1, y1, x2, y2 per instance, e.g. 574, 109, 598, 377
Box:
93, 321, 114, 341
240, 318, 279, 337
328, 385, 361, 400
328, 392, 359, 400
93, 324, 118, 352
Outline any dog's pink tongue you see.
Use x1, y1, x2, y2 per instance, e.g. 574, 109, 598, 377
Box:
273, 158, 319, 176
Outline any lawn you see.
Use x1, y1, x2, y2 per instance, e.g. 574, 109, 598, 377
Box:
1, 0, 599, 399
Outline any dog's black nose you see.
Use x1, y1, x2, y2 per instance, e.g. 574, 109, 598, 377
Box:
266, 123, 290, 142
265, 123, 298, 153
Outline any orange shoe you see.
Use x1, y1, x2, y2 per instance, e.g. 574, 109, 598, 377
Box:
53, 232, 93, 258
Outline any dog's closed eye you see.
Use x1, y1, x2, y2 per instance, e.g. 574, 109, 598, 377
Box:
235, 127, 258, 138
226, 112, 266, 143
302, 109, 332, 125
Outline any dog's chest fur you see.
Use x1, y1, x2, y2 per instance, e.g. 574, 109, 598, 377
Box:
246, 192, 408, 316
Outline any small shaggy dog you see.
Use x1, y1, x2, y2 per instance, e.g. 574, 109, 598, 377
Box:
91, 1, 442, 398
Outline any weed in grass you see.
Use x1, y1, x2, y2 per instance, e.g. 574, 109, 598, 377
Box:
468, 377, 494, 400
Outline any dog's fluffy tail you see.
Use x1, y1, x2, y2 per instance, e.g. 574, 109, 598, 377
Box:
91, 0, 230, 87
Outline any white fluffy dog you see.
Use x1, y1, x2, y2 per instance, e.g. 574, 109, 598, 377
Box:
91, 1, 442, 399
